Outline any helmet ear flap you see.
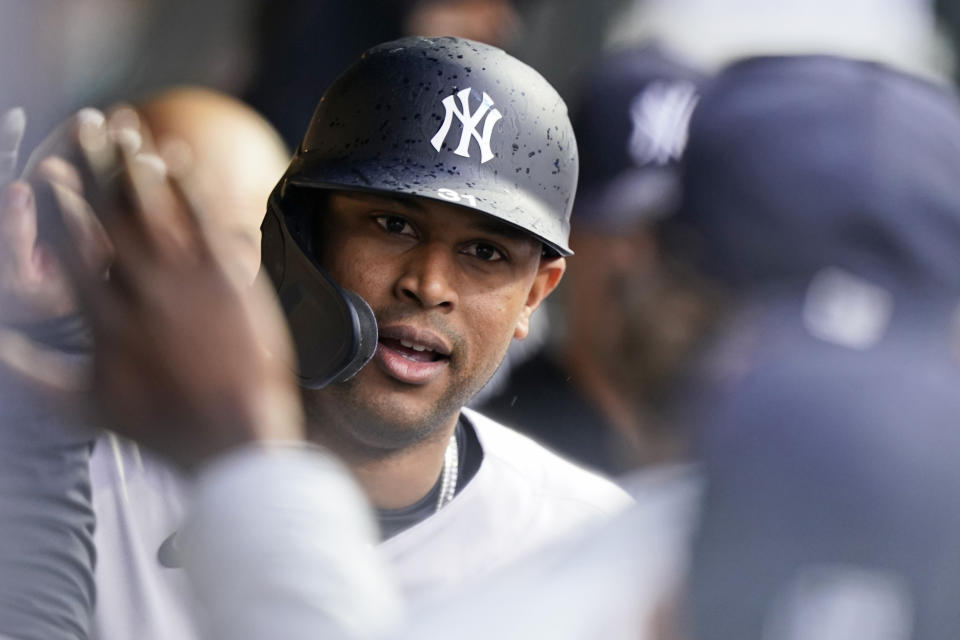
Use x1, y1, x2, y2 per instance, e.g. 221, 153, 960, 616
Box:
259, 188, 378, 389
260, 190, 287, 288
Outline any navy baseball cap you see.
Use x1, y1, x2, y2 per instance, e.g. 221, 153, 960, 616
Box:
677, 56, 960, 294
569, 45, 706, 232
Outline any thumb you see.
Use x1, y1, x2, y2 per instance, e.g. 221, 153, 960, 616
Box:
0, 108, 26, 186
0, 326, 88, 395
0, 181, 39, 279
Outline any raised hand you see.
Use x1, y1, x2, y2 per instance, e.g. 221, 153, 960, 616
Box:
0, 106, 304, 468
43, 111, 306, 469
0, 109, 112, 396
0, 108, 85, 326
0, 108, 25, 187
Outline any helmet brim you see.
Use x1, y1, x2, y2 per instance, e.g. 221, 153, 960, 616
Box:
284, 153, 573, 257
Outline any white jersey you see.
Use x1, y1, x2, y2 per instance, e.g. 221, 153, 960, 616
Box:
89, 410, 631, 639
176, 444, 696, 640
380, 409, 634, 602
89, 433, 202, 640
397, 464, 700, 640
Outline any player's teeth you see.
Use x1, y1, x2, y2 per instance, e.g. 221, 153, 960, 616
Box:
397, 338, 431, 352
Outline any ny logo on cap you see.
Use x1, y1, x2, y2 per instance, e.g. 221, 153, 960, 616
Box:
628, 80, 699, 166
431, 88, 502, 163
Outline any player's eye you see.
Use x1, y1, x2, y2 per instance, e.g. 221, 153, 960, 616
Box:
375, 215, 416, 238
462, 242, 505, 262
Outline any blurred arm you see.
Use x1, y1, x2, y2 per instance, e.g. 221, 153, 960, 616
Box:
0, 356, 97, 640
181, 444, 404, 640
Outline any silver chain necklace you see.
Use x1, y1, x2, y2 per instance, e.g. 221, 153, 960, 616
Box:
435, 432, 459, 513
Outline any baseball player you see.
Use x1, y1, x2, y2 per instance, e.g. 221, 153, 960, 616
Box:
256, 38, 631, 599
0, 36, 630, 639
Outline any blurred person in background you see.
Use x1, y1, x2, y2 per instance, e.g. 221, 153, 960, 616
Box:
242, 0, 411, 148
936, 0, 960, 85
136, 87, 290, 283
478, 46, 716, 476
674, 55, 960, 640
403, 0, 522, 48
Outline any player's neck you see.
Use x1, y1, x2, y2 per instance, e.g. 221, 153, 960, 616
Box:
349, 430, 453, 509
304, 410, 459, 510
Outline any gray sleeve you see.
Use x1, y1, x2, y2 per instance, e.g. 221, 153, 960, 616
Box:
180, 443, 404, 640
0, 348, 98, 640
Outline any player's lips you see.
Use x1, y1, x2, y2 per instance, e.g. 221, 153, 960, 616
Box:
375, 325, 452, 385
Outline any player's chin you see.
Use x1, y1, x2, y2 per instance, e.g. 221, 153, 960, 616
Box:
352, 360, 475, 422
354, 401, 457, 449
378, 386, 473, 435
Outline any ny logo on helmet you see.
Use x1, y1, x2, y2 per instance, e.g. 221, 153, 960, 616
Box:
430, 88, 503, 164
628, 80, 699, 167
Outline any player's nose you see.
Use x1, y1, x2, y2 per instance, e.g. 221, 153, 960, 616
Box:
394, 242, 459, 311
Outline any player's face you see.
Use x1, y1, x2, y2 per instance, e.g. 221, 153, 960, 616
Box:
307, 191, 564, 450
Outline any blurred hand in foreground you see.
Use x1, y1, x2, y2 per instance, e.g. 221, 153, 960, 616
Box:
1, 108, 304, 468
0, 108, 84, 327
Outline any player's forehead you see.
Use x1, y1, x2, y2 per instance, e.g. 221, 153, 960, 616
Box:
327, 190, 537, 244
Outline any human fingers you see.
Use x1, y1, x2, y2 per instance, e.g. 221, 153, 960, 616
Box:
0, 326, 87, 394
105, 104, 157, 155
0, 108, 26, 186
35, 156, 83, 193
45, 179, 115, 323
0, 181, 38, 278
19, 108, 106, 184
73, 112, 128, 221
163, 139, 216, 261
72, 116, 168, 267
116, 143, 198, 262
0, 180, 77, 324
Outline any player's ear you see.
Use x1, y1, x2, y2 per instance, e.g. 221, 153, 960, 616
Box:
514, 255, 565, 340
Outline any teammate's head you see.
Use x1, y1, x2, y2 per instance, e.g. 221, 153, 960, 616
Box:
560, 46, 713, 433
675, 55, 960, 295
678, 56, 960, 640
137, 86, 290, 284
263, 37, 574, 451
571, 45, 702, 232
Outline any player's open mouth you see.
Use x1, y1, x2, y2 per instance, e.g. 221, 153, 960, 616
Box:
375, 327, 451, 384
